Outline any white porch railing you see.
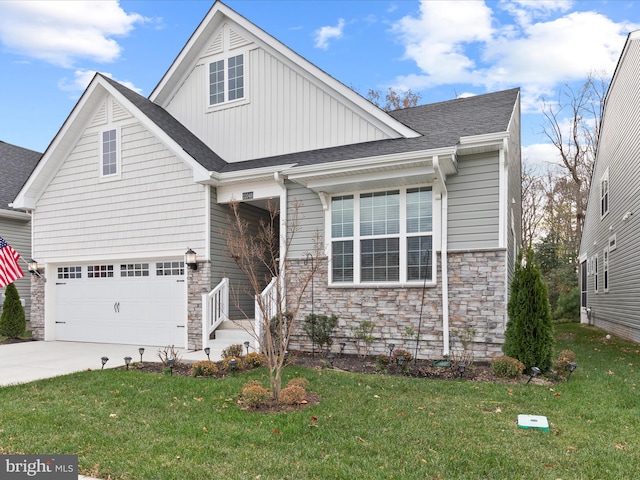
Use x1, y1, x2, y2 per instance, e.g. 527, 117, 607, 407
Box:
202, 277, 229, 349
255, 277, 278, 351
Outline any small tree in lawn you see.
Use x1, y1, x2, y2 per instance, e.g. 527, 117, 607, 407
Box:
0, 283, 26, 339
225, 198, 321, 403
503, 248, 554, 371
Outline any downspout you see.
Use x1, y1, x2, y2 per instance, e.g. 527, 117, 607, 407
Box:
434, 156, 450, 356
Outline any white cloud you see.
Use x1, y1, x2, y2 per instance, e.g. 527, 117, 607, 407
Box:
0, 1, 147, 67
314, 18, 345, 50
58, 69, 142, 97
523, 143, 562, 167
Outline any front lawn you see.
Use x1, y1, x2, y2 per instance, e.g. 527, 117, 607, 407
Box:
1, 323, 639, 479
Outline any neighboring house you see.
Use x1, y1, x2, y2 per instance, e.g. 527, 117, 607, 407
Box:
12, 1, 521, 360
0, 141, 42, 323
579, 30, 640, 341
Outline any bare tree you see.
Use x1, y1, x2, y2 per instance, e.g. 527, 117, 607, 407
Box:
540, 71, 608, 257
224, 199, 322, 402
367, 87, 421, 112
521, 160, 546, 250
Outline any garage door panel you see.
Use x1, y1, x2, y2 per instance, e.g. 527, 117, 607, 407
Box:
54, 260, 186, 346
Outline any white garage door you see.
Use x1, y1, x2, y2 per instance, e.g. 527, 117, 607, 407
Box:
54, 260, 187, 347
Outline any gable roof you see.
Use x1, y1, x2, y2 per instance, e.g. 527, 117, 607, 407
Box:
0, 141, 41, 213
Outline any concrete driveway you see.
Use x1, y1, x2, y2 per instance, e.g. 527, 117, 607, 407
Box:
0, 340, 210, 387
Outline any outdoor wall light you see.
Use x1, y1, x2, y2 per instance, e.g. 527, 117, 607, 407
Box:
138, 348, 145, 363
458, 363, 466, 377
527, 366, 541, 384
167, 358, 175, 375
204, 347, 211, 361
244, 341, 250, 355
27, 259, 39, 275
101, 356, 109, 370
567, 362, 578, 381
339, 342, 346, 356
124, 356, 132, 370
185, 248, 198, 270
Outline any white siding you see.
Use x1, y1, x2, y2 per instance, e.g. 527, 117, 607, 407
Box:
579, 38, 640, 341
447, 153, 500, 250
166, 42, 391, 162
33, 106, 207, 261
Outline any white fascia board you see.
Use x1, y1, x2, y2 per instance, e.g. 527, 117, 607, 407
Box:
217, 178, 284, 204
0, 209, 30, 220
207, 163, 297, 187
149, 2, 419, 140
459, 131, 509, 148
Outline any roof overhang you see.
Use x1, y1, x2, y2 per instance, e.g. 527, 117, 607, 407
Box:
457, 131, 510, 156
0, 208, 30, 220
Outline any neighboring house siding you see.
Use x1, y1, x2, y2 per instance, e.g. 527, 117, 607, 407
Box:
0, 218, 31, 322
506, 99, 522, 291
287, 182, 324, 259
580, 37, 640, 341
447, 152, 500, 250
166, 43, 390, 163
33, 119, 207, 260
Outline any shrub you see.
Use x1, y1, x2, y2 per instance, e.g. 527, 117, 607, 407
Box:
553, 287, 580, 323
303, 313, 339, 353
157, 345, 182, 366
241, 381, 270, 407
553, 350, 577, 379
190, 360, 219, 377
391, 349, 414, 373
221, 356, 244, 372
376, 354, 390, 372
491, 356, 525, 378
279, 385, 306, 405
0, 283, 26, 339
244, 352, 267, 368
221, 344, 244, 359
287, 377, 309, 390
504, 249, 554, 371
352, 321, 376, 358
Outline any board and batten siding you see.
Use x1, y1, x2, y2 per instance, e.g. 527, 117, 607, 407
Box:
579, 37, 640, 341
0, 217, 32, 321
287, 182, 324, 259
166, 45, 391, 163
33, 120, 207, 261
447, 152, 500, 250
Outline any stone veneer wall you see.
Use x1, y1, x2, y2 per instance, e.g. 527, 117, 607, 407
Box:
30, 272, 45, 340
286, 249, 507, 362
187, 260, 210, 350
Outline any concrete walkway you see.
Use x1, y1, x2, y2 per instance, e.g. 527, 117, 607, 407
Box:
0, 339, 247, 480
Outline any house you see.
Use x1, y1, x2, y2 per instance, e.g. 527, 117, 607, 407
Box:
12, 1, 521, 361
579, 30, 640, 342
0, 141, 42, 323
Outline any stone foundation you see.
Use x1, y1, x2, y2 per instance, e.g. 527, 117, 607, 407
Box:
187, 260, 210, 350
30, 272, 45, 340
286, 249, 507, 362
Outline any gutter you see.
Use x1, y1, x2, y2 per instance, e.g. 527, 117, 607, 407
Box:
433, 156, 450, 356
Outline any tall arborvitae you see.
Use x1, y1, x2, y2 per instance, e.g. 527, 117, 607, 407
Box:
0, 283, 26, 339
503, 248, 554, 371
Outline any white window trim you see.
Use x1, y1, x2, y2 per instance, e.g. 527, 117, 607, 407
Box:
206, 49, 250, 111
327, 185, 436, 287
603, 247, 609, 293
594, 254, 598, 293
99, 126, 121, 182
600, 168, 609, 218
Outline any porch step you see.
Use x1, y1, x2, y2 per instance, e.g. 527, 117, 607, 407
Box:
217, 319, 253, 331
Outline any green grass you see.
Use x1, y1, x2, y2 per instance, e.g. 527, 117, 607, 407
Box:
1, 323, 639, 479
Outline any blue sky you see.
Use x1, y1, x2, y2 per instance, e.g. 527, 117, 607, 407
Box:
1, 0, 639, 166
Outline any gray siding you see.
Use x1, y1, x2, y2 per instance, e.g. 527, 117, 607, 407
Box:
287, 182, 324, 259
447, 152, 500, 250
506, 96, 522, 291
579, 36, 640, 341
0, 217, 31, 322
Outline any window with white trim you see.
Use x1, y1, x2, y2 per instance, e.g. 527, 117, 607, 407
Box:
600, 168, 609, 217
594, 254, 598, 293
603, 247, 609, 292
121, 263, 149, 277
209, 54, 244, 106
57, 266, 82, 279
101, 128, 118, 176
88, 265, 114, 278
330, 187, 433, 284
156, 261, 184, 276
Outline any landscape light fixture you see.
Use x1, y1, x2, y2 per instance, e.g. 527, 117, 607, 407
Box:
388, 343, 396, 361
167, 358, 175, 375
527, 366, 541, 384
229, 358, 238, 371
124, 356, 132, 371
185, 248, 198, 270
327, 353, 335, 367
567, 362, 578, 381
244, 341, 250, 356
138, 348, 145, 363
339, 342, 346, 356
397, 356, 406, 368
204, 347, 211, 361
458, 363, 466, 377
101, 356, 109, 370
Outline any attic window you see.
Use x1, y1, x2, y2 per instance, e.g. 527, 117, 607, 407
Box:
209, 54, 244, 106
101, 128, 119, 178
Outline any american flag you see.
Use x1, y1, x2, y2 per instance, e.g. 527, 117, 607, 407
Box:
0, 236, 24, 288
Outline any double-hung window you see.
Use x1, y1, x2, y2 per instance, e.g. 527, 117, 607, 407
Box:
330, 187, 433, 284
600, 168, 609, 217
209, 54, 244, 106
